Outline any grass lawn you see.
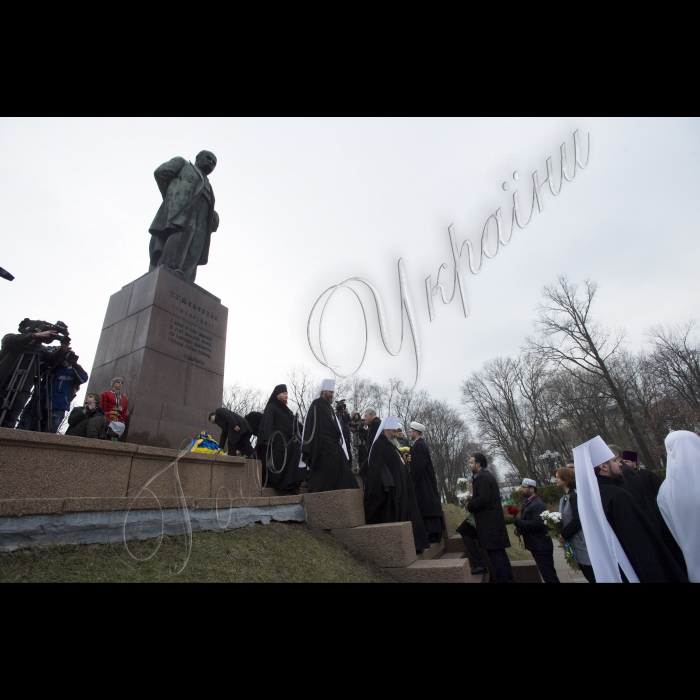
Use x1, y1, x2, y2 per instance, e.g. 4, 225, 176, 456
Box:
443, 504, 534, 562
0, 523, 396, 584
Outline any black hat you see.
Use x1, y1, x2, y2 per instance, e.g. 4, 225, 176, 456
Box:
622, 451, 638, 462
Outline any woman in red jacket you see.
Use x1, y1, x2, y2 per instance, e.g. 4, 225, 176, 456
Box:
101, 378, 128, 423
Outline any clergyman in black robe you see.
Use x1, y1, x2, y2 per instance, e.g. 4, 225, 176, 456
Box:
408, 423, 445, 544
258, 385, 305, 493
596, 473, 688, 583
613, 447, 687, 576
301, 387, 359, 494
210, 409, 254, 458
365, 427, 430, 554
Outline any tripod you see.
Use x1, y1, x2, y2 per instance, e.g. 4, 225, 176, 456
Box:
0, 348, 54, 432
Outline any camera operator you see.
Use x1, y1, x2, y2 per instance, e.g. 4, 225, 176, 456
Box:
335, 400, 352, 453
20, 350, 88, 433
0, 323, 67, 429
349, 412, 368, 472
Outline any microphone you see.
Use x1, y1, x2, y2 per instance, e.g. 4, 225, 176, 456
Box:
0, 267, 15, 282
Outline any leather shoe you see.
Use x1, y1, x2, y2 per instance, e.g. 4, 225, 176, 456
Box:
471, 567, 488, 576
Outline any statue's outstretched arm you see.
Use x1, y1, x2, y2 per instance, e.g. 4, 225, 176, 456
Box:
154, 157, 187, 199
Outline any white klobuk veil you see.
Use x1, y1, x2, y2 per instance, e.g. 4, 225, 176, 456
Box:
574, 436, 640, 584
659, 431, 700, 583
369, 416, 399, 461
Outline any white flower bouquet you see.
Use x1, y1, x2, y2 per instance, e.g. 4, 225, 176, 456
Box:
541, 510, 577, 572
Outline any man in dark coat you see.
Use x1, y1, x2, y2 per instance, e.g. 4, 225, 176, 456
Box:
457, 453, 514, 583
408, 422, 445, 544
513, 479, 561, 584
365, 417, 430, 553
359, 409, 381, 484
149, 151, 220, 282
607, 446, 688, 576
258, 385, 305, 493
595, 457, 688, 583
300, 380, 359, 494
209, 408, 254, 458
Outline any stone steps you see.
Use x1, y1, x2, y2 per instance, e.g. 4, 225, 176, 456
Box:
417, 541, 445, 561
390, 557, 477, 584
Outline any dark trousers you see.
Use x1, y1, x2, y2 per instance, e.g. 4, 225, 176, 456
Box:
460, 529, 514, 584
532, 550, 561, 584
580, 564, 596, 584
229, 435, 255, 458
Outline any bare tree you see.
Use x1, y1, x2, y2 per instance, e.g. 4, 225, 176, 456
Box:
223, 383, 266, 416
647, 321, 700, 412
527, 276, 659, 469
461, 355, 553, 484
286, 366, 321, 421
414, 399, 484, 505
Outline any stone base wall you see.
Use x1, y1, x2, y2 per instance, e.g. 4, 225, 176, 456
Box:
0, 428, 262, 519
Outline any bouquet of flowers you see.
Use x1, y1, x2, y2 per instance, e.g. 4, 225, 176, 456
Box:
456, 480, 475, 527
507, 506, 524, 549
541, 511, 577, 571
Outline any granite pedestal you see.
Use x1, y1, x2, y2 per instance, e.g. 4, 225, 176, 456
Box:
87, 267, 228, 449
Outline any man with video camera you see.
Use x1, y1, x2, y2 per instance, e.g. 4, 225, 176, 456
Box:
335, 399, 352, 456
20, 351, 88, 433
0, 320, 72, 430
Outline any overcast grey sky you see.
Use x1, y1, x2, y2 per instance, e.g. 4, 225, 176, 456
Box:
1, 117, 698, 409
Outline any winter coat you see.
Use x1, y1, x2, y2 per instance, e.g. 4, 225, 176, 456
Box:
101, 391, 128, 423
559, 490, 591, 567
42, 364, 88, 412
514, 495, 554, 553
464, 468, 511, 551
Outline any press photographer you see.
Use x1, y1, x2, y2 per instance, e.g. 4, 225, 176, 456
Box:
0, 319, 72, 430
335, 399, 352, 450
19, 349, 88, 434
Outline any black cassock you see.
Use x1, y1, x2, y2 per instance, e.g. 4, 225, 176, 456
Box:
410, 439, 445, 541
366, 434, 430, 552
302, 398, 359, 494
597, 475, 688, 583
259, 399, 305, 492
620, 465, 687, 575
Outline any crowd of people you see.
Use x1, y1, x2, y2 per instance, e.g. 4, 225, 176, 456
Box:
4, 326, 697, 584
0, 323, 127, 442
455, 437, 698, 584
212, 379, 699, 584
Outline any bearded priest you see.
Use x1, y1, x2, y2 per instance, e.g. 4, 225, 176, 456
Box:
365, 417, 430, 554
300, 380, 359, 494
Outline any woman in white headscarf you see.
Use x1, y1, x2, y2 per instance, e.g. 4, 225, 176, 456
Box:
658, 431, 700, 583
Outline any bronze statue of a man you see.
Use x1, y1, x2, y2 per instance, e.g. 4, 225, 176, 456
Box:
149, 151, 220, 282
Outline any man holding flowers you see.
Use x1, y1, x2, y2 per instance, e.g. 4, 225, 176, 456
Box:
513, 479, 561, 584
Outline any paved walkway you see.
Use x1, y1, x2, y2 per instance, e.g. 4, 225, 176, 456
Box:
552, 541, 588, 584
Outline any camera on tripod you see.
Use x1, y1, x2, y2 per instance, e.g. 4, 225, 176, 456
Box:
19, 319, 72, 345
